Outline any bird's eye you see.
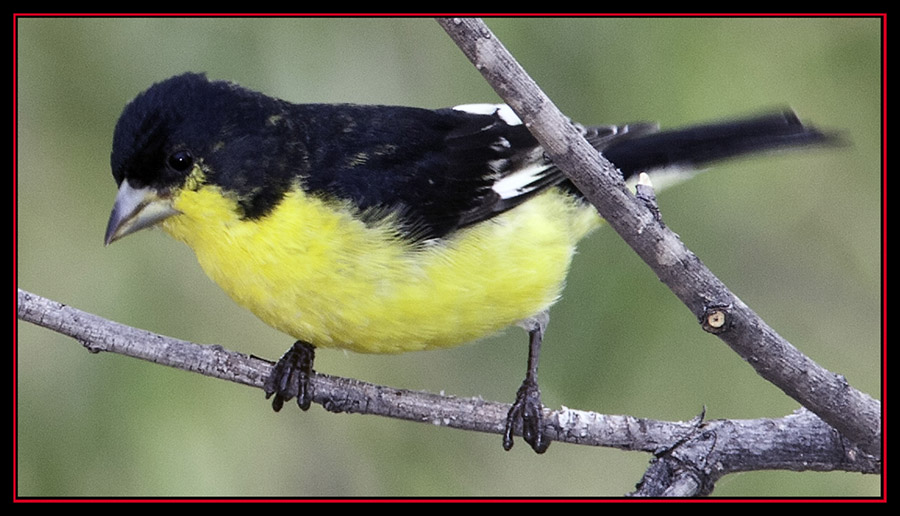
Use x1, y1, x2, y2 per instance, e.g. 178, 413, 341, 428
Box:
168, 150, 194, 172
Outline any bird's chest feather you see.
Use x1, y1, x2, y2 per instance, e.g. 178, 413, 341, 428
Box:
161, 184, 594, 354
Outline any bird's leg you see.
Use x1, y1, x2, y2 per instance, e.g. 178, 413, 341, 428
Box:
264, 340, 316, 412
503, 312, 550, 453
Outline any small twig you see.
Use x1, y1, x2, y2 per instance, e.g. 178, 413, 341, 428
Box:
631, 408, 880, 496
635, 172, 663, 225
436, 16, 881, 458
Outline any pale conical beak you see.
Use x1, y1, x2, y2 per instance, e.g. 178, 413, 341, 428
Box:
104, 180, 180, 245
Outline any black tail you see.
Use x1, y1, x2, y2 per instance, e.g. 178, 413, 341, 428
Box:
603, 110, 837, 178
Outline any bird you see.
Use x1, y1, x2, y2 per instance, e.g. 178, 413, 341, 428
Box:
104, 72, 833, 453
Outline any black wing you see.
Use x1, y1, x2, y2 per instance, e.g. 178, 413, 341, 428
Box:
296, 104, 831, 242
295, 102, 653, 241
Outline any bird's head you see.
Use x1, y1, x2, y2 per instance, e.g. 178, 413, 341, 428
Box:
104, 73, 297, 245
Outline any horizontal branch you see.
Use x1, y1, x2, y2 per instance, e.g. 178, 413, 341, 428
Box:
15, 288, 694, 450
17, 287, 881, 496
437, 17, 882, 458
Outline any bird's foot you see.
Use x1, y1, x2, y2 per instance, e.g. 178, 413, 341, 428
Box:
264, 340, 316, 412
503, 378, 550, 454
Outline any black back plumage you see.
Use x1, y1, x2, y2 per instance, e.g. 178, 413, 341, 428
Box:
112, 73, 833, 242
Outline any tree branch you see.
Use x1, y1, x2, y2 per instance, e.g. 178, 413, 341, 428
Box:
16, 288, 880, 496
16, 288, 687, 450
436, 17, 881, 458
15, 19, 881, 496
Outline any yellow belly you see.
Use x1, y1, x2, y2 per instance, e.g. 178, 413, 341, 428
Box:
161, 184, 599, 354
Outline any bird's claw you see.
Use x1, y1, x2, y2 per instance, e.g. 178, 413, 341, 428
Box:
503, 379, 550, 453
263, 341, 315, 411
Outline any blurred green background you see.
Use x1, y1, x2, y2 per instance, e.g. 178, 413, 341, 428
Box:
16, 17, 881, 498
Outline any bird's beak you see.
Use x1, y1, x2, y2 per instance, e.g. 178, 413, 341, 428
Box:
104, 180, 180, 245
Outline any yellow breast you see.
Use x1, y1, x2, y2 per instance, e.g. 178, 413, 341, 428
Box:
161, 184, 599, 354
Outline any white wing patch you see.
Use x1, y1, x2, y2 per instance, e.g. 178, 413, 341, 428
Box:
491, 162, 555, 201
453, 103, 552, 200
452, 103, 523, 126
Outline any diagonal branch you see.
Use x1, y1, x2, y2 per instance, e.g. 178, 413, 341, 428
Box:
436, 17, 881, 457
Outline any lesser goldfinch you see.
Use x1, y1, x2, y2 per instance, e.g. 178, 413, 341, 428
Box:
105, 73, 831, 453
